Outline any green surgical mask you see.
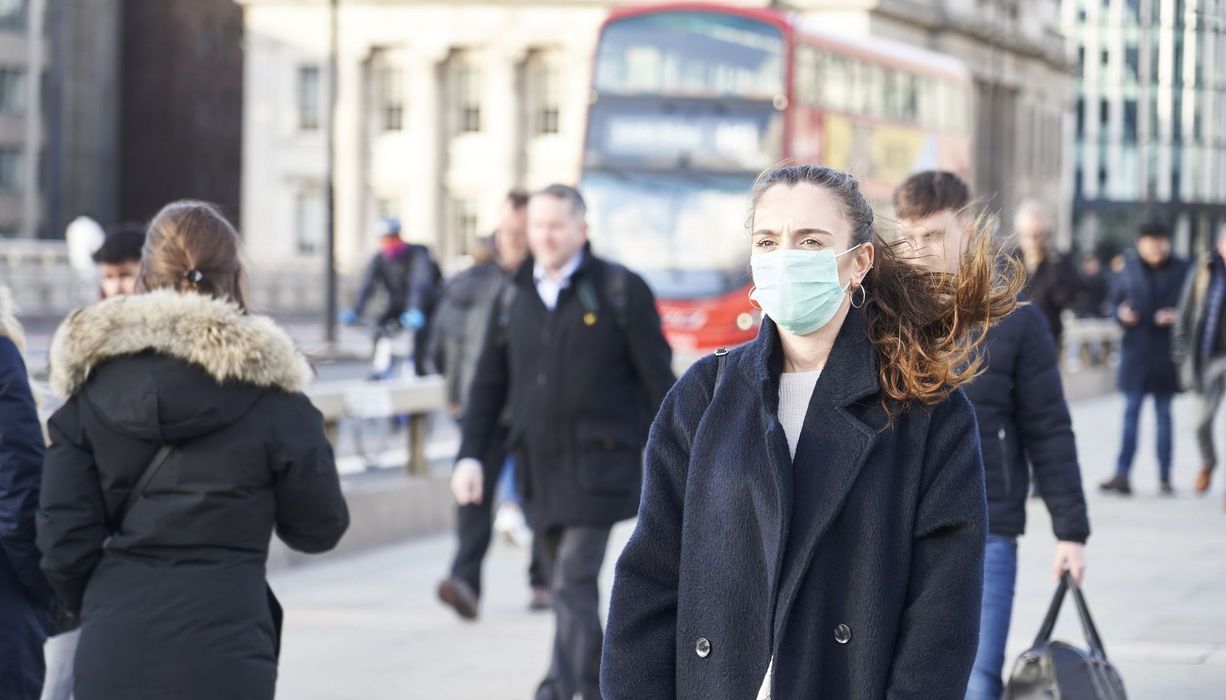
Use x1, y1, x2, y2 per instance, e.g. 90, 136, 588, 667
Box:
750, 244, 861, 336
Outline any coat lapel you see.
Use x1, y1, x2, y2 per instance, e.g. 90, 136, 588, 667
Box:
769, 307, 882, 641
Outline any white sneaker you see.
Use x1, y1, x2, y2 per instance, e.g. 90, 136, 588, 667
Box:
494, 503, 532, 549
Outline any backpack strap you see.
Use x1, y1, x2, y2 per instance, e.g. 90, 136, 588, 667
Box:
575, 262, 630, 333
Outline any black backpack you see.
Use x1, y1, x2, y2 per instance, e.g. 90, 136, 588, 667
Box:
1004, 572, 1127, 700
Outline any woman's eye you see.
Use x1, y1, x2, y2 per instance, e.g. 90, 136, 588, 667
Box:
754, 239, 776, 249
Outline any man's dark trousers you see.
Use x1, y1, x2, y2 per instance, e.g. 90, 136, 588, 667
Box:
535, 525, 612, 700
449, 427, 547, 596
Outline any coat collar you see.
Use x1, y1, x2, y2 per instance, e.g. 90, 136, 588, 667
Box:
50, 289, 313, 397
742, 305, 880, 408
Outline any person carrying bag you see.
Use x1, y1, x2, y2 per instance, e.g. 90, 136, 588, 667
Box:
1004, 572, 1127, 699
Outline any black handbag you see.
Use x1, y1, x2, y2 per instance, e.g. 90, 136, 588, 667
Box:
112, 445, 284, 658
1004, 572, 1127, 700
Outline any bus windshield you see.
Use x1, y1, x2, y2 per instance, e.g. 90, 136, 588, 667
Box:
594, 10, 785, 99
583, 170, 753, 300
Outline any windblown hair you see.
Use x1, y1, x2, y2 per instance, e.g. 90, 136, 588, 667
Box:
136, 201, 250, 312
749, 165, 1022, 412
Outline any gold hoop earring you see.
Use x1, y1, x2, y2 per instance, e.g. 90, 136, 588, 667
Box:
747, 286, 763, 311
850, 283, 867, 309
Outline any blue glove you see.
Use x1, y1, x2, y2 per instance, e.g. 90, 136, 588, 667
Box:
400, 308, 426, 331
339, 308, 358, 326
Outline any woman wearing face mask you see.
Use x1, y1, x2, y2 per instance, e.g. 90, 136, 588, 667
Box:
600, 165, 1020, 699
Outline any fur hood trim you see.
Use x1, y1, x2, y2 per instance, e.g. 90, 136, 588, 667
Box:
50, 289, 313, 397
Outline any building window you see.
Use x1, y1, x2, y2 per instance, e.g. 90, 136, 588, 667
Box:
0, 0, 25, 31
1124, 100, 1138, 144
453, 57, 482, 134
374, 196, 400, 221
298, 65, 322, 131
452, 197, 479, 255
527, 52, 562, 136
0, 69, 24, 114
372, 54, 404, 132
295, 189, 326, 256
0, 148, 22, 192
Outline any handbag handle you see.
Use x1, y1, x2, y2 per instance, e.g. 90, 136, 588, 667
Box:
1033, 571, 1109, 658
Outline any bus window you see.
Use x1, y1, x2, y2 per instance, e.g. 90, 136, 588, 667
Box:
797, 46, 821, 105
823, 53, 852, 112
594, 11, 784, 99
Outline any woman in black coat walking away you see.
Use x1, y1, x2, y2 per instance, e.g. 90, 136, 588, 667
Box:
37, 201, 350, 700
601, 165, 1020, 699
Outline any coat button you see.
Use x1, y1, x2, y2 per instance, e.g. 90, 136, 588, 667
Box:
835, 624, 852, 645
695, 637, 711, 658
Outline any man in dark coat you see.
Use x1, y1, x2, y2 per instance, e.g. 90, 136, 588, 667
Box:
342, 217, 442, 376
1015, 201, 1078, 345
1172, 224, 1226, 505
894, 172, 1091, 700
0, 288, 51, 700
1102, 222, 1190, 496
450, 184, 675, 700
432, 191, 552, 616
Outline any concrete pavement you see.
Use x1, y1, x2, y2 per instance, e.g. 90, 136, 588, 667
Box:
267, 392, 1226, 698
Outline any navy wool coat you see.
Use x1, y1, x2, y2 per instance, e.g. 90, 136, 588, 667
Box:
601, 308, 987, 699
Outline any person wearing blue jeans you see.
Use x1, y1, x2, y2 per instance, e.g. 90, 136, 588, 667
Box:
1102, 222, 1190, 496
969, 536, 1018, 699
895, 172, 1091, 700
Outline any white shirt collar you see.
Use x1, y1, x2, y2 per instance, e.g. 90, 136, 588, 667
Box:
534, 250, 584, 284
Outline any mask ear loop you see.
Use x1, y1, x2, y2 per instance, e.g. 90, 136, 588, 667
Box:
747, 286, 763, 311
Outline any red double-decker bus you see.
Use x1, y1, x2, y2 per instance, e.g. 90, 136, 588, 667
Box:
581, 3, 973, 354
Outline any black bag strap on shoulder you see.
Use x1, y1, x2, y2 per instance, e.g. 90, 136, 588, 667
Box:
713, 347, 729, 398
1035, 571, 1110, 658
576, 262, 630, 333
113, 445, 174, 533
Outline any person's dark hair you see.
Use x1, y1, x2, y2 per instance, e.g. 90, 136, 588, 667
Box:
749, 164, 1021, 413
892, 170, 972, 220
534, 184, 586, 219
91, 225, 146, 265
1137, 221, 1171, 240
506, 189, 530, 210
136, 200, 249, 312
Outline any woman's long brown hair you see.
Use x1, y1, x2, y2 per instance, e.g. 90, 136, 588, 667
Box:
135, 200, 250, 312
749, 165, 1023, 413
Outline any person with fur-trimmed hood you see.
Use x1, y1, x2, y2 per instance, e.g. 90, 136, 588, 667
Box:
0, 286, 51, 700
36, 201, 349, 700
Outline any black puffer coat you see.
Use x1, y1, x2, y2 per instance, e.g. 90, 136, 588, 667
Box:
37, 290, 349, 700
961, 303, 1090, 543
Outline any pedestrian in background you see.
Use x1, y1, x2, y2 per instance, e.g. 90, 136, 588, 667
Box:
91, 225, 145, 300
1074, 254, 1111, 318
451, 184, 675, 700
341, 217, 443, 376
602, 165, 1020, 699
894, 171, 1090, 700
433, 190, 551, 618
1173, 223, 1226, 508
1015, 200, 1078, 345
0, 285, 51, 700
1102, 222, 1189, 496
37, 201, 349, 700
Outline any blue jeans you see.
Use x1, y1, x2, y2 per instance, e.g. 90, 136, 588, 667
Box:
1116, 390, 1173, 480
496, 454, 521, 505
966, 535, 1018, 700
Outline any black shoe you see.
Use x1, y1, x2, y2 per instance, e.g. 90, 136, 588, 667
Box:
437, 578, 479, 621
1099, 475, 1133, 496
1160, 480, 1176, 496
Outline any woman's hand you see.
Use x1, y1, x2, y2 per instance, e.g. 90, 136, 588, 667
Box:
450, 458, 484, 505
1053, 541, 1087, 586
